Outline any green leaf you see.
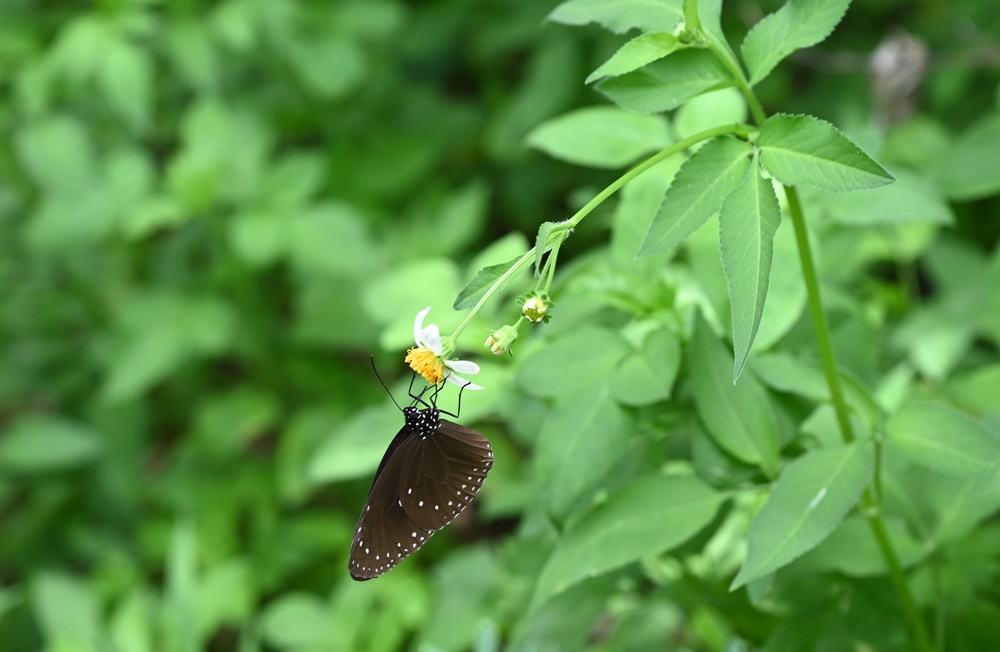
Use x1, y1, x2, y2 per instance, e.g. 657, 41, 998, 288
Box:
597, 49, 734, 114
758, 114, 894, 191
731, 440, 875, 588
719, 162, 781, 380
639, 137, 753, 256
31, 573, 102, 649
533, 474, 726, 606
931, 111, 1000, 201
287, 203, 378, 277
535, 383, 631, 519
534, 222, 559, 276
741, 0, 852, 85
453, 254, 527, 311
885, 400, 1000, 478
97, 39, 153, 133
518, 326, 631, 399
689, 314, 780, 476
261, 593, 337, 649
527, 107, 671, 169
674, 88, 747, 141
308, 403, 402, 484
612, 328, 682, 406
15, 115, 94, 194
548, 0, 684, 34
0, 416, 101, 472
795, 514, 925, 577
586, 32, 683, 83
817, 168, 954, 226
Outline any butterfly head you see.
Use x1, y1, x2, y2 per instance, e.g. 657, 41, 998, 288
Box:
403, 405, 441, 438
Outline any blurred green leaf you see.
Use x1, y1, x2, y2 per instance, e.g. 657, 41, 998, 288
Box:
611, 327, 681, 406
97, 39, 152, 133
886, 400, 1000, 478
732, 440, 874, 588
0, 416, 101, 472
673, 88, 748, 140
527, 107, 671, 168
261, 593, 337, 650
548, 0, 684, 33
741, 0, 851, 85
15, 115, 94, 194
932, 111, 1000, 201
518, 326, 630, 399
818, 168, 953, 225
689, 314, 780, 476
795, 514, 925, 577
533, 473, 726, 606
758, 114, 894, 191
308, 402, 402, 484
30, 573, 102, 651
598, 49, 734, 114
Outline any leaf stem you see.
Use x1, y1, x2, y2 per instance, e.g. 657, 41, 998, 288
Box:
451, 123, 750, 341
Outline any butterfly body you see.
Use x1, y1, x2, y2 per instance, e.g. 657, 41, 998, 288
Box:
349, 405, 493, 580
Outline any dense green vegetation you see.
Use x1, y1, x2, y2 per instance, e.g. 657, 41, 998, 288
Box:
1, 0, 999, 650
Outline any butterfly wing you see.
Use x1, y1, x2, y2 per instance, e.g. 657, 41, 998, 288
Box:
398, 419, 493, 531
348, 427, 434, 581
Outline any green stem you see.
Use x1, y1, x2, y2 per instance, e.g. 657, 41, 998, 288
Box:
451, 123, 749, 341
784, 186, 856, 444
707, 43, 766, 127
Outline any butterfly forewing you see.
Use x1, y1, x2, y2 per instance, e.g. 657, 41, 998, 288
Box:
398, 419, 493, 531
348, 406, 493, 581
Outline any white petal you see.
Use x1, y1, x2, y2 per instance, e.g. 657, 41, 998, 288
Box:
445, 359, 480, 375
413, 306, 432, 345
422, 323, 442, 355
446, 373, 483, 390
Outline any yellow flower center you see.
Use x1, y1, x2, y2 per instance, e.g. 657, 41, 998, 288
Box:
405, 347, 445, 385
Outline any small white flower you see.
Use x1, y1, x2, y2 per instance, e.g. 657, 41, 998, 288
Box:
405, 306, 483, 389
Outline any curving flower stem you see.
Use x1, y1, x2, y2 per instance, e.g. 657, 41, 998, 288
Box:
449, 123, 750, 342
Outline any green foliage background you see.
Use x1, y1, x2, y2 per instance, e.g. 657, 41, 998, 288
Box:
1, 0, 999, 650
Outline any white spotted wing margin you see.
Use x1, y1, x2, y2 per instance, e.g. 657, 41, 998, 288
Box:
348, 412, 493, 581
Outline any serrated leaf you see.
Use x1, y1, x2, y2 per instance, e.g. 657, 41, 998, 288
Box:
731, 440, 874, 588
586, 32, 683, 83
548, 0, 684, 34
741, 0, 852, 85
597, 49, 734, 114
689, 314, 780, 476
886, 400, 1000, 477
758, 114, 894, 191
453, 254, 527, 311
533, 474, 725, 606
527, 107, 671, 168
719, 162, 781, 380
639, 137, 752, 256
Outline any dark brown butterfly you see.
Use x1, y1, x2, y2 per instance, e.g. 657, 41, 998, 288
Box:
348, 376, 493, 580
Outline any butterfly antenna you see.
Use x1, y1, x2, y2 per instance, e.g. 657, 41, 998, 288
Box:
370, 356, 403, 412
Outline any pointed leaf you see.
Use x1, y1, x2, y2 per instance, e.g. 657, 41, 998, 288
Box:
453, 254, 529, 310
612, 328, 682, 406
533, 474, 726, 606
886, 400, 1000, 478
741, 0, 852, 85
689, 314, 780, 476
586, 32, 683, 83
639, 137, 752, 256
548, 0, 684, 34
527, 107, 671, 169
758, 114, 894, 191
719, 163, 781, 380
597, 49, 734, 114
731, 440, 874, 588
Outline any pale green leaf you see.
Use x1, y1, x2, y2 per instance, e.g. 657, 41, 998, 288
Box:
308, 403, 402, 484
795, 514, 925, 576
31, 573, 102, 648
548, 0, 684, 34
597, 49, 734, 114
0, 416, 101, 472
719, 163, 781, 380
586, 32, 683, 83
261, 594, 337, 649
533, 474, 726, 606
886, 400, 1000, 477
689, 314, 780, 476
818, 168, 954, 226
639, 137, 752, 256
931, 111, 1000, 201
535, 384, 631, 518
742, 0, 851, 85
527, 107, 671, 168
758, 114, 894, 191
731, 440, 875, 588
612, 328, 682, 406
518, 326, 630, 399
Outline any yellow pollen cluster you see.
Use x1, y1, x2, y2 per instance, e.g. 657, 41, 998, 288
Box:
405, 347, 445, 384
